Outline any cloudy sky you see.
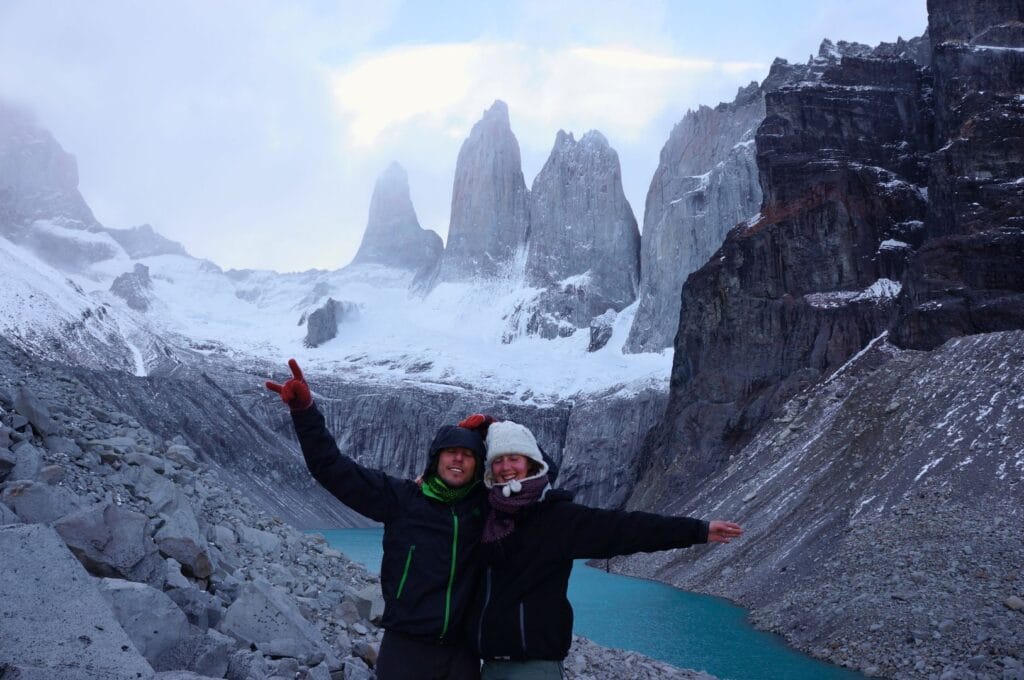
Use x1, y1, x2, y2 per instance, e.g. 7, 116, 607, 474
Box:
0, 1, 927, 272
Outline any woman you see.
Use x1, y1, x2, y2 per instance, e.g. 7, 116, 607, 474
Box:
467, 419, 743, 679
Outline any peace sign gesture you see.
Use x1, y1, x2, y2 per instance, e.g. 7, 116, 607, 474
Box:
265, 359, 314, 412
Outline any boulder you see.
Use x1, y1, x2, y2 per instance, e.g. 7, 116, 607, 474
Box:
0, 479, 81, 524
185, 628, 234, 678
165, 444, 199, 470
0, 447, 15, 481
0, 500, 19, 525
13, 386, 58, 436
152, 488, 214, 578
0, 524, 155, 679
54, 502, 165, 587
167, 585, 224, 630
8, 441, 43, 481
350, 585, 385, 624
220, 579, 331, 662
97, 578, 192, 671
238, 525, 282, 554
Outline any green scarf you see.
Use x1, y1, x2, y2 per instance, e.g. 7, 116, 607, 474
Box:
422, 474, 478, 504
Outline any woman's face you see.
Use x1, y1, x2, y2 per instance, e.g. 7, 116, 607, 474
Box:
491, 454, 531, 483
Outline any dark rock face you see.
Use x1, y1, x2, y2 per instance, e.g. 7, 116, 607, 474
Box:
891, 1, 1024, 348
433, 100, 529, 282
350, 162, 443, 275
624, 37, 925, 354
522, 131, 639, 338
110, 263, 153, 312
0, 101, 100, 234
303, 298, 358, 348
633, 48, 933, 494
0, 100, 120, 272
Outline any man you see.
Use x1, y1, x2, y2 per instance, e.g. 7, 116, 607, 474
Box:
267, 359, 487, 679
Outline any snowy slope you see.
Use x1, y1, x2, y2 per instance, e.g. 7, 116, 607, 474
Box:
3, 234, 671, 402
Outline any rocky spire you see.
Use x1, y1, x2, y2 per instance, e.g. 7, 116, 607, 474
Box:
522, 130, 639, 331
432, 100, 529, 282
350, 162, 442, 274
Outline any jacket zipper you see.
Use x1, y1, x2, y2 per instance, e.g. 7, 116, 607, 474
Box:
477, 567, 492, 655
519, 601, 527, 653
440, 507, 459, 639
395, 545, 415, 599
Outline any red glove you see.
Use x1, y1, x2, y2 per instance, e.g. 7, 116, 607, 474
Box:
265, 359, 313, 412
458, 413, 496, 437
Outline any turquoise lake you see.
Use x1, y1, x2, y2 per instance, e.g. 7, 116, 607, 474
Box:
316, 527, 865, 680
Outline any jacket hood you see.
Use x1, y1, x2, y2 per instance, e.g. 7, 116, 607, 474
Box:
423, 425, 487, 479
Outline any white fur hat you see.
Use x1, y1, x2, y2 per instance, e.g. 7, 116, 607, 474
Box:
484, 420, 549, 493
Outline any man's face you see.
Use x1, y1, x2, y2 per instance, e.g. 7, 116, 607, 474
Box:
437, 447, 477, 487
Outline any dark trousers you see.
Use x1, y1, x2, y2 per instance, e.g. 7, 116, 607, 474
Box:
375, 630, 481, 680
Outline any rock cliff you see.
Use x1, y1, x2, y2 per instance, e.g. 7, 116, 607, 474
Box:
521, 130, 640, 339
625, 37, 929, 354
350, 162, 443, 275
632, 45, 933, 499
0, 100, 121, 271
430, 100, 530, 283
891, 0, 1024, 349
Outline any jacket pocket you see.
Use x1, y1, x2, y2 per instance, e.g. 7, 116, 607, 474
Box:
395, 545, 415, 599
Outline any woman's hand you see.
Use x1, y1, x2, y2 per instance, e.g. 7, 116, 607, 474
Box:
707, 520, 744, 543
265, 359, 313, 412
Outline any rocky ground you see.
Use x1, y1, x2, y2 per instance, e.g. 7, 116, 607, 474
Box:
614, 331, 1024, 680
0, 346, 711, 679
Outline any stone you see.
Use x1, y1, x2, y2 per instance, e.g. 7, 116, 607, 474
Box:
0, 447, 15, 481
8, 441, 43, 481
303, 297, 359, 349
210, 524, 236, 547
167, 585, 223, 630
152, 488, 214, 578
13, 386, 58, 436
238, 525, 283, 554
98, 577, 192, 671
186, 628, 234, 678
587, 310, 616, 353
54, 502, 165, 587
110, 263, 153, 312
341, 658, 372, 680
125, 451, 167, 473
0, 524, 155, 679
350, 585, 385, 624
165, 444, 199, 470
220, 579, 330, 660
255, 638, 325, 666
1, 479, 81, 524
1005, 595, 1024, 611
225, 649, 269, 680
165, 557, 192, 589
352, 639, 378, 668
39, 463, 65, 484
0, 500, 19, 525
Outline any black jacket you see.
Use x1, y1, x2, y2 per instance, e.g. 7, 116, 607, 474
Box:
292, 406, 486, 643
467, 489, 709, 661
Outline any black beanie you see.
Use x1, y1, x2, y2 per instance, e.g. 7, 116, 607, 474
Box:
423, 425, 487, 479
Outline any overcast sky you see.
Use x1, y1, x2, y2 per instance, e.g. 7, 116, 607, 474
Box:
0, 1, 927, 272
